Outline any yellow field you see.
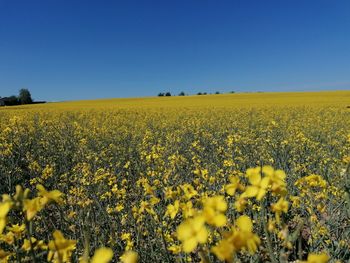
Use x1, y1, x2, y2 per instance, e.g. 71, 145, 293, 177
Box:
0, 90, 349, 262
2, 90, 349, 110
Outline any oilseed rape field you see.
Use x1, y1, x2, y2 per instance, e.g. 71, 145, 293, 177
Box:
0, 90, 349, 262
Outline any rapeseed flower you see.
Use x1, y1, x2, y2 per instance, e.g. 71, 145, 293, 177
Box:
177, 216, 208, 252
120, 250, 138, 263
37, 184, 64, 205
300, 253, 329, 263
230, 215, 260, 254
271, 197, 289, 224
203, 196, 227, 227
91, 247, 113, 263
225, 176, 243, 196
165, 200, 180, 219
0, 201, 12, 234
211, 239, 235, 261
48, 230, 76, 262
23, 197, 43, 221
244, 169, 270, 201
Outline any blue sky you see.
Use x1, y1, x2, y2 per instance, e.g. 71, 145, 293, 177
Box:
0, 0, 349, 101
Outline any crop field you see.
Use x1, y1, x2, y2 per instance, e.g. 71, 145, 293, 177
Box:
0, 90, 349, 262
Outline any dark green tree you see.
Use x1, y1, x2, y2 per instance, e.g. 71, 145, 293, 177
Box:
18, 89, 33, 104
7, 96, 19, 106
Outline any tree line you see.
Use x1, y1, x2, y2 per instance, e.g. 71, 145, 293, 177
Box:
157, 91, 235, 97
0, 89, 42, 106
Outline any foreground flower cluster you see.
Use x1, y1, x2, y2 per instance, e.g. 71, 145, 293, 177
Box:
0, 163, 348, 262
0, 95, 349, 262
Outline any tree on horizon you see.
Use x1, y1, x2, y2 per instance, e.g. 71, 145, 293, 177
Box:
19, 89, 33, 104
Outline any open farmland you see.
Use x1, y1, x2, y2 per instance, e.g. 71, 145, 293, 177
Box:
0, 90, 349, 262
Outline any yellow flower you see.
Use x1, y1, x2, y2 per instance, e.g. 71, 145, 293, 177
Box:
234, 195, 247, 212
165, 200, 180, 219
290, 196, 301, 208
300, 253, 329, 263
267, 219, 276, 232
182, 184, 198, 200
0, 249, 12, 262
168, 245, 182, 254
177, 216, 208, 253
181, 201, 195, 218
225, 176, 243, 196
23, 197, 43, 221
7, 224, 25, 234
121, 233, 131, 241
211, 239, 235, 261
115, 204, 124, 212
13, 185, 29, 202
36, 184, 63, 205
91, 247, 113, 263
262, 166, 274, 177
0, 201, 12, 234
0, 231, 14, 245
48, 230, 76, 263
265, 167, 287, 196
230, 215, 260, 254
203, 196, 227, 227
22, 237, 47, 251
271, 197, 289, 224
7, 224, 25, 240
120, 250, 138, 263
244, 169, 270, 201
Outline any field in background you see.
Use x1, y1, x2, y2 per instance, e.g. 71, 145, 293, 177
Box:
2, 90, 349, 110
0, 90, 349, 262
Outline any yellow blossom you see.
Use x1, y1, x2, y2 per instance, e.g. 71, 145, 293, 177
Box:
177, 216, 208, 253
48, 230, 76, 263
234, 195, 247, 212
120, 250, 138, 263
36, 184, 64, 205
91, 247, 113, 263
0, 249, 12, 262
182, 184, 198, 200
244, 169, 270, 201
225, 176, 243, 196
230, 215, 261, 254
168, 245, 182, 254
181, 201, 195, 218
300, 253, 329, 263
0, 201, 12, 234
165, 200, 180, 219
0, 231, 14, 245
203, 196, 227, 227
271, 197, 289, 224
23, 197, 43, 221
211, 239, 235, 261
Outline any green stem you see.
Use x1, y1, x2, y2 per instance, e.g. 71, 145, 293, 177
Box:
261, 201, 278, 263
24, 219, 37, 263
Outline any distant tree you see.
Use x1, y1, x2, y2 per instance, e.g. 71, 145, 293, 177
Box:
7, 96, 19, 106
158, 92, 165, 97
178, 91, 185, 96
165, 92, 171, 96
18, 89, 33, 104
215, 91, 220, 94
203, 92, 207, 95
230, 91, 235, 94
197, 92, 202, 95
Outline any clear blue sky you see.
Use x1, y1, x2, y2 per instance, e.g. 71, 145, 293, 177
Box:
0, 0, 350, 101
